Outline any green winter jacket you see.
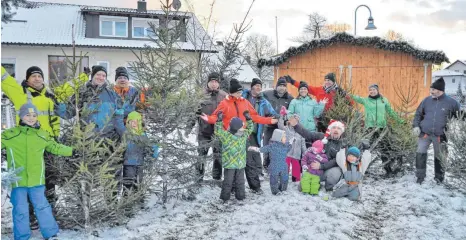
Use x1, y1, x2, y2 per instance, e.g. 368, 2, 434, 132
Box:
1, 125, 73, 188
287, 96, 325, 131
214, 120, 254, 169
351, 95, 403, 128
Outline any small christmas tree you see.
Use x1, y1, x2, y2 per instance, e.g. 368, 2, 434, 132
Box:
445, 111, 466, 193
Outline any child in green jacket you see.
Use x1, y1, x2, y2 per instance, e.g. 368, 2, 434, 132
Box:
215, 110, 254, 202
1, 102, 73, 240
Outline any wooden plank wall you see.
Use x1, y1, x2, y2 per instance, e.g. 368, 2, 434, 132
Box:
274, 44, 432, 110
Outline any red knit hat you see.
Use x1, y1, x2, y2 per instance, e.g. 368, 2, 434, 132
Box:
312, 140, 324, 153
322, 119, 345, 144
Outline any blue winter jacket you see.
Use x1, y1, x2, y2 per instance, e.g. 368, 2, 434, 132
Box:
56, 82, 126, 139
118, 86, 140, 118
259, 141, 291, 174
413, 94, 460, 137
242, 89, 277, 145
124, 133, 159, 165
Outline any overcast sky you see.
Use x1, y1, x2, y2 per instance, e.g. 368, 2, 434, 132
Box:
32, 0, 466, 64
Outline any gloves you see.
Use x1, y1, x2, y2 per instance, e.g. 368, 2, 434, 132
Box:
412, 127, 421, 136
279, 106, 287, 116
152, 145, 160, 158
284, 75, 296, 85
217, 111, 223, 122
115, 108, 124, 116
244, 111, 252, 121
360, 139, 370, 151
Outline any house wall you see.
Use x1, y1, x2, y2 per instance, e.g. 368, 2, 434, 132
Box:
1, 45, 200, 85
273, 44, 433, 109
446, 61, 466, 75
433, 75, 466, 95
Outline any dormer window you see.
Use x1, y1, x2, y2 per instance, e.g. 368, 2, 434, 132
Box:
99, 15, 128, 37
132, 18, 159, 38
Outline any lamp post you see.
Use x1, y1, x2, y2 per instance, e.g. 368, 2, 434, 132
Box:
354, 4, 377, 36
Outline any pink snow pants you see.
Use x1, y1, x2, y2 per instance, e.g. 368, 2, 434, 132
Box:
286, 157, 301, 181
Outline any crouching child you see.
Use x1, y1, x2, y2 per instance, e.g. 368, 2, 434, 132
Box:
215, 111, 254, 202
1, 103, 73, 240
301, 140, 328, 195
249, 129, 291, 195
121, 111, 159, 196
333, 146, 372, 201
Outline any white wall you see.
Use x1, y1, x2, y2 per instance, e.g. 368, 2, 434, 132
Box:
433, 75, 466, 95
1, 45, 199, 85
446, 61, 466, 75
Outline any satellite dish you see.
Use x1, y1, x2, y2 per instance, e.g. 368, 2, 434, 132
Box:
172, 0, 181, 10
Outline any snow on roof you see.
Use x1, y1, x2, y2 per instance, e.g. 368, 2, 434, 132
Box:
1, 2, 215, 52
205, 48, 259, 83
445, 59, 466, 70
433, 69, 466, 77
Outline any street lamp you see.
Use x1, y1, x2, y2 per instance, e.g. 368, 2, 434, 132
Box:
354, 5, 377, 36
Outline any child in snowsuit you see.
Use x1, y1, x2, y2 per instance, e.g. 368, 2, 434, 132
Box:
122, 111, 159, 194
278, 106, 307, 182
1, 102, 73, 240
301, 140, 328, 195
249, 129, 291, 195
333, 146, 372, 201
215, 111, 254, 201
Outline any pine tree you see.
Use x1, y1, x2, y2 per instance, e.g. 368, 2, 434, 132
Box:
1, 0, 26, 23
456, 82, 465, 105
445, 111, 466, 194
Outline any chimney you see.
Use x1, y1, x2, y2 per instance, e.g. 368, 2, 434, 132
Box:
137, 0, 147, 12
216, 41, 223, 46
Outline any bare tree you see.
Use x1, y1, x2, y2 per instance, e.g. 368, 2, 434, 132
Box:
242, 33, 275, 81
291, 13, 351, 43
305, 12, 327, 39
383, 29, 416, 45
324, 22, 351, 35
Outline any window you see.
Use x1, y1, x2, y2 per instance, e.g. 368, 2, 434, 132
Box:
99, 16, 128, 37
132, 18, 159, 38
96, 61, 110, 75
167, 19, 181, 41
464, 70, 466, 74
452, 78, 456, 83
1, 58, 16, 77
48, 56, 89, 83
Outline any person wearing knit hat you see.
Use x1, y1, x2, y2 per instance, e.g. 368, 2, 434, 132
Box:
301, 140, 329, 195
251, 78, 262, 88
287, 81, 327, 132
91, 65, 107, 86
349, 83, 404, 175
229, 78, 243, 94
321, 119, 345, 144
25, 66, 45, 90
113, 66, 140, 119
2, 102, 73, 240
208, 72, 220, 83
412, 76, 460, 184
333, 146, 372, 201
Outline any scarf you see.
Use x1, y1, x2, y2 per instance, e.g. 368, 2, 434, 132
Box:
323, 83, 338, 93
114, 86, 130, 100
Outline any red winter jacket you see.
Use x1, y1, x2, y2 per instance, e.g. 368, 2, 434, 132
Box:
207, 95, 273, 130
292, 81, 353, 111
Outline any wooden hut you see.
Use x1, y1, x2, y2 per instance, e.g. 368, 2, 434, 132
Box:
258, 33, 449, 108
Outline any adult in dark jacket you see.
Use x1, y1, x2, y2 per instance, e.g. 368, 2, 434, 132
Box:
188, 72, 227, 181
262, 77, 294, 170
113, 67, 141, 119
412, 78, 460, 184
288, 117, 345, 191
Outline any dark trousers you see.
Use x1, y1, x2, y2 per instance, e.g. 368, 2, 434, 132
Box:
416, 135, 448, 181
270, 170, 288, 195
370, 129, 402, 174
220, 168, 245, 201
262, 127, 275, 169
197, 134, 222, 180
246, 134, 261, 191
122, 165, 143, 192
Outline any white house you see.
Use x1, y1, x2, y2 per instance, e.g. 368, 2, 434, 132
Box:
445, 60, 466, 75
433, 59, 466, 95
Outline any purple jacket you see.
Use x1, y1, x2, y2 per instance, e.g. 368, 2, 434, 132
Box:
302, 150, 328, 176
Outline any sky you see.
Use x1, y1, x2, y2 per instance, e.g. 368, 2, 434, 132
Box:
31, 0, 466, 64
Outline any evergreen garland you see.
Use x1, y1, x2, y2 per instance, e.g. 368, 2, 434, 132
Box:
257, 32, 449, 68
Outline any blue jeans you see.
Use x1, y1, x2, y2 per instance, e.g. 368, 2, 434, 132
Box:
10, 185, 59, 240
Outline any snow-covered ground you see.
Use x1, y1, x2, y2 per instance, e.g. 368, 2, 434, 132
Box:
2, 152, 466, 240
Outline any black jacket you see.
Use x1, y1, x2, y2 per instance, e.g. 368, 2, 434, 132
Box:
195, 89, 227, 136
263, 89, 294, 128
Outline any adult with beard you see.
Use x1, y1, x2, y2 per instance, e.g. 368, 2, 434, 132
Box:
113, 67, 141, 120
288, 117, 345, 192
262, 77, 294, 171
187, 72, 227, 182
284, 73, 349, 132
200, 78, 278, 194
242, 78, 277, 184
349, 84, 404, 176
412, 78, 460, 184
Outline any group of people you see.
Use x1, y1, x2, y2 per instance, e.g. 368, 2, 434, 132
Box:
1, 65, 157, 240
192, 72, 461, 203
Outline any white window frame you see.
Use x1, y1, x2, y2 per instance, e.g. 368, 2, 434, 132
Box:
132, 17, 159, 39
96, 61, 110, 76
99, 15, 128, 38
1, 58, 16, 76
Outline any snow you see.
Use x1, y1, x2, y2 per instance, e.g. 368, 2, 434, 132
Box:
2, 146, 466, 240
433, 70, 466, 77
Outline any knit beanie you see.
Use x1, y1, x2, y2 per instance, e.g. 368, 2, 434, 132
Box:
347, 146, 361, 158
251, 78, 262, 88
299, 81, 308, 90
91, 65, 107, 79
229, 78, 244, 94
322, 119, 345, 144
312, 140, 324, 153
431, 77, 445, 92
126, 111, 143, 135
115, 66, 129, 81
369, 83, 379, 91
19, 102, 39, 119
276, 77, 287, 87
270, 129, 286, 142
325, 72, 336, 82
208, 72, 220, 83
229, 117, 243, 134
26, 66, 44, 80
